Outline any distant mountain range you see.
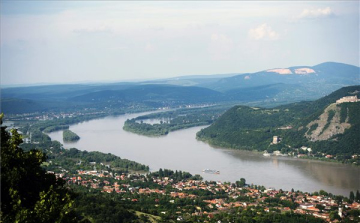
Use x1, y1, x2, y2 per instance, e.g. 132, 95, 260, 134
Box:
201, 62, 359, 90
198, 62, 359, 103
1, 62, 359, 114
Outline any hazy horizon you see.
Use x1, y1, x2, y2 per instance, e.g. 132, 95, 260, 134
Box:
1, 1, 359, 86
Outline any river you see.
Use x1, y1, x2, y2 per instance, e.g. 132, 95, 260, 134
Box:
47, 113, 360, 197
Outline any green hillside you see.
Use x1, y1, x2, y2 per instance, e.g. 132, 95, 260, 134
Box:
197, 86, 360, 159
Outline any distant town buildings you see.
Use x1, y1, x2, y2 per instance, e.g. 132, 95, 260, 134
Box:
301, 146, 312, 153
336, 95, 359, 104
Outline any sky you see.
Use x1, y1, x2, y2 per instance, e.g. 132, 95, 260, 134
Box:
1, 1, 359, 86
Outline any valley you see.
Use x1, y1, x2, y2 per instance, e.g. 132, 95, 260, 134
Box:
2, 62, 359, 223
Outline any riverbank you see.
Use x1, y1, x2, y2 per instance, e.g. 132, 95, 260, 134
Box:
196, 135, 360, 166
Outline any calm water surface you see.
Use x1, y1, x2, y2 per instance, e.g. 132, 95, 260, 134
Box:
47, 113, 360, 196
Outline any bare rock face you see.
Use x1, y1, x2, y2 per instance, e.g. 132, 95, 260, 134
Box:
294, 68, 316, 75
305, 103, 351, 141
266, 68, 293, 75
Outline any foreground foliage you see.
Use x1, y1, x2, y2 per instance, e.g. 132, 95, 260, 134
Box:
0, 114, 77, 222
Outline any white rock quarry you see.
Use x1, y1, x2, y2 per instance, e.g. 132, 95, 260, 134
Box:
266, 68, 292, 75
294, 68, 316, 75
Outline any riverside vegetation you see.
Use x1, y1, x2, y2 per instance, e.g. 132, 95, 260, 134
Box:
123, 105, 230, 136
63, 129, 80, 142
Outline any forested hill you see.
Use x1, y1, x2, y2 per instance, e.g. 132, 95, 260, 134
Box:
196, 85, 360, 157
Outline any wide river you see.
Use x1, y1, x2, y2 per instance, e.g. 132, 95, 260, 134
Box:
47, 113, 360, 197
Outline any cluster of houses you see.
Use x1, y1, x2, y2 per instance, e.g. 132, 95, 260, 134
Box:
265, 138, 359, 164
51, 168, 360, 222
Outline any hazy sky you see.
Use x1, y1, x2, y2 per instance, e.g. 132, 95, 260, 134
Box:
1, 1, 359, 85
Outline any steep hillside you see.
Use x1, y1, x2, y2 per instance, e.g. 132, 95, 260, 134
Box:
197, 86, 360, 156
305, 103, 351, 141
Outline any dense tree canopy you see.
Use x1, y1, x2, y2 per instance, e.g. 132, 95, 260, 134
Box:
0, 114, 77, 222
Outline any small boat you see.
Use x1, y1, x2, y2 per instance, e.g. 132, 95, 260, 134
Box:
202, 169, 220, 174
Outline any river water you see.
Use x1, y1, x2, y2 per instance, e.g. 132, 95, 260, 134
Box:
47, 113, 360, 197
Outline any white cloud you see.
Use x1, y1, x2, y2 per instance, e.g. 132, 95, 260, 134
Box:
2, 1, 358, 85
298, 7, 335, 19
73, 26, 112, 34
145, 43, 156, 52
248, 23, 279, 41
208, 33, 234, 60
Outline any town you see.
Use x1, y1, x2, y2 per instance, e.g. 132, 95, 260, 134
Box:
49, 162, 360, 222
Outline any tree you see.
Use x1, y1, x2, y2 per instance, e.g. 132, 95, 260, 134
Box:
236, 178, 246, 187
159, 168, 164, 178
356, 190, 360, 202
0, 114, 77, 222
329, 211, 341, 221
335, 195, 343, 205
319, 189, 328, 196
316, 204, 325, 213
349, 191, 355, 202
